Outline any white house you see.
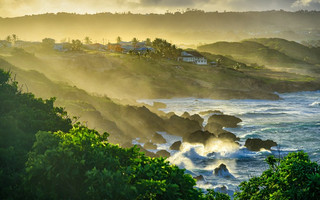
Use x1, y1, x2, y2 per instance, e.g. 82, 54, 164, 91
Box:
179, 51, 207, 65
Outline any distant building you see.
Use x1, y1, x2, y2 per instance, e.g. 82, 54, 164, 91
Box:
135, 47, 154, 54
54, 43, 69, 52
178, 51, 207, 65
107, 43, 123, 52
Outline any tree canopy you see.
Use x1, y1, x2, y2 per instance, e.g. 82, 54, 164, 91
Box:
235, 151, 320, 200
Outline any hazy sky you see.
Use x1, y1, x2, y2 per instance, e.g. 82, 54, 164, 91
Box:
1, 0, 320, 17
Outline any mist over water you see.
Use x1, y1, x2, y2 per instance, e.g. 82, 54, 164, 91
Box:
138, 90, 320, 194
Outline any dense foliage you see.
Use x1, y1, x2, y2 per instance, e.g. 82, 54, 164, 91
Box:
25, 125, 204, 199
235, 151, 320, 200
0, 69, 72, 199
150, 38, 182, 59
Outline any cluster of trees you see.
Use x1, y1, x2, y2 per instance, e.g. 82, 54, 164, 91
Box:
150, 38, 182, 59
5, 34, 18, 45
0, 34, 19, 47
235, 152, 320, 199
114, 36, 181, 59
0, 69, 72, 198
1, 67, 319, 199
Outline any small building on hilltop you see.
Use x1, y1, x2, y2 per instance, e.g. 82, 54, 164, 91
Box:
107, 43, 123, 52
178, 51, 207, 65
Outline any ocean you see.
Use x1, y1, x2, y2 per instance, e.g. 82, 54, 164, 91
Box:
138, 90, 320, 195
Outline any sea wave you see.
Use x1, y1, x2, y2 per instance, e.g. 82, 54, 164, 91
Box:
309, 101, 320, 107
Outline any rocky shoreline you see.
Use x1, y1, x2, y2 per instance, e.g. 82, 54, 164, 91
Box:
121, 102, 278, 158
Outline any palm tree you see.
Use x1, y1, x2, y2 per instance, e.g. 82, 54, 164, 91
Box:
131, 38, 139, 49
84, 36, 92, 45
145, 38, 152, 46
11, 34, 17, 46
6, 35, 12, 43
116, 36, 121, 44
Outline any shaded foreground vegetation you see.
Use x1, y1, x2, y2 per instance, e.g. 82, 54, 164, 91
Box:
1, 67, 320, 199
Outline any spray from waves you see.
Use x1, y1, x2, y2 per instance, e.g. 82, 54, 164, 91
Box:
168, 140, 240, 171
309, 101, 320, 107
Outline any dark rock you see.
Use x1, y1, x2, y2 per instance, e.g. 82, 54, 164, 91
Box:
184, 130, 216, 145
218, 131, 240, 141
152, 132, 166, 144
245, 138, 277, 151
206, 152, 216, 157
165, 115, 202, 137
122, 105, 165, 138
215, 186, 234, 196
135, 144, 157, 157
138, 137, 149, 143
208, 114, 242, 128
214, 164, 234, 178
165, 112, 176, 118
156, 150, 171, 158
121, 141, 134, 148
216, 186, 228, 194
189, 114, 204, 127
181, 112, 204, 127
144, 142, 157, 150
181, 111, 191, 118
170, 141, 182, 150
204, 122, 223, 134
153, 101, 167, 109
199, 110, 223, 115
194, 175, 205, 181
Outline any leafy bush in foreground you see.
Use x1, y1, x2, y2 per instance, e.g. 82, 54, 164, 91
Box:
25, 125, 203, 199
235, 151, 320, 200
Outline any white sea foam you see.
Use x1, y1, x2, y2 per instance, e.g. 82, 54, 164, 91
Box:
138, 90, 320, 193
310, 101, 320, 107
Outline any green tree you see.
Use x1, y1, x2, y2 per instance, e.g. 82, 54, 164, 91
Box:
42, 38, 56, 49
235, 151, 320, 200
145, 38, 152, 46
71, 39, 83, 51
151, 38, 181, 59
131, 37, 139, 49
0, 68, 72, 199
116, 36, 122, 44
5, 35, 12, 43
205, 189, 230, 200
24, 125, 204, 199
84, 36, 92, 45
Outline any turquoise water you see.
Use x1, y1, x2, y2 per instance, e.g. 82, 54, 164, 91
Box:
139, 91, 320, 194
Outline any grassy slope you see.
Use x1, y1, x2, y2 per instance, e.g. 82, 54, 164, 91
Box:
1, 46, 281, 100
245, 38, 320, 64
0, 57, 169, 145
197, 39, 320, 79
1, 38, 320, 102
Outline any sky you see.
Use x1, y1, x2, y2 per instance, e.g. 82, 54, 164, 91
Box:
0, 0, 320, 17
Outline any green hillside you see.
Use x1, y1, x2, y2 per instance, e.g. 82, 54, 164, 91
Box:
245, 38, 320, 64
1, 11, 320, 44
0, 45, 282, 100
1, 38, 320, 104
198, 39, 320, 77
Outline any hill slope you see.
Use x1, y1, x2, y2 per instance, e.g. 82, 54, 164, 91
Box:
198, 39, 320, 77
0, 11, 319, 44
245, 38, 320, 64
